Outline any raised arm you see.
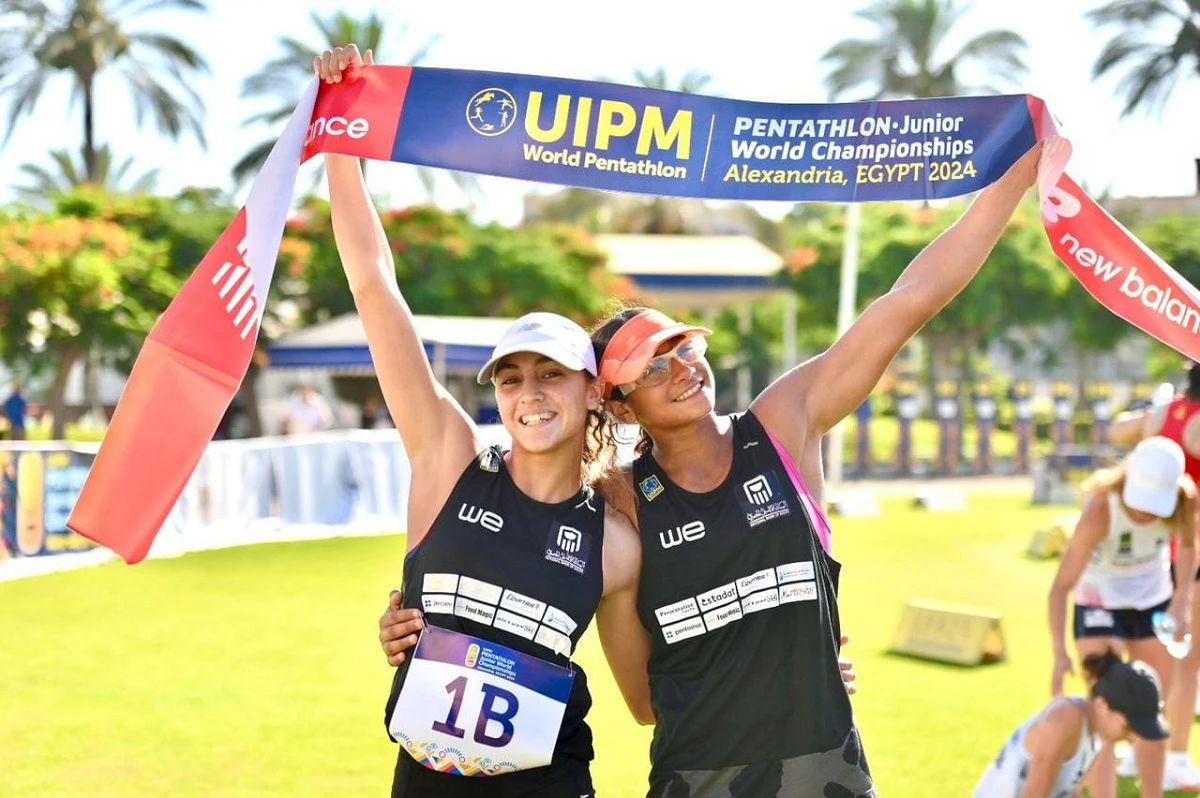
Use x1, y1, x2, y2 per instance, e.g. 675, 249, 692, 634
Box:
318, 45, 477, 546
752, 143, 1043, 450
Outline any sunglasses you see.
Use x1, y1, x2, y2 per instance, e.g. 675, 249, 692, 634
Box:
616, 336, 707, 396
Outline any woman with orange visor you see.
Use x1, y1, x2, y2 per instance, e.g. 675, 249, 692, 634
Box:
580, 142, 1044, 798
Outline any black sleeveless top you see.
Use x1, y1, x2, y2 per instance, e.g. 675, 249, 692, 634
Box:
384, 447, 605, 794
633, 412, 874, 797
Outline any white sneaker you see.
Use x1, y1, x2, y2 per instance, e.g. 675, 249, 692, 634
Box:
1164, 758, 1200, 791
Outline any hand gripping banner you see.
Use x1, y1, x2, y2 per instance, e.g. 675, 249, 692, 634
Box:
68, 65, 1200, 563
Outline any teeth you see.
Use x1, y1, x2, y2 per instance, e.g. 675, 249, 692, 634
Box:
675, 382, 702, 402
521, 412, 554, 425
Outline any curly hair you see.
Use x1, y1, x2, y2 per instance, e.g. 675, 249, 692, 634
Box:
590, 305, 654, 460
582, 405, 622, 486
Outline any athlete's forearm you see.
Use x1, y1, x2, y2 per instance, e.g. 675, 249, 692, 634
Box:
326, 154, 397, 296
1048, 586, 1071, 656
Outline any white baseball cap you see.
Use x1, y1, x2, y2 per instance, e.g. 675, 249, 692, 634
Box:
476, 312, 598, 385
1123, 436, 1186, 517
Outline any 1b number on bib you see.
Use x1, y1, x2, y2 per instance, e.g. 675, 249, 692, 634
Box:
389, 626, 575, 777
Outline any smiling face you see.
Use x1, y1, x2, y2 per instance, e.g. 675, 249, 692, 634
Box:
492, 352, 600, 455
617, 334, 717, 429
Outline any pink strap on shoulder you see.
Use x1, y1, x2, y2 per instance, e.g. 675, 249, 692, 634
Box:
765, 428, 833, 554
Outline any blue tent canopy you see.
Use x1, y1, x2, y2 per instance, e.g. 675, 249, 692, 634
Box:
267, 314, 515, 373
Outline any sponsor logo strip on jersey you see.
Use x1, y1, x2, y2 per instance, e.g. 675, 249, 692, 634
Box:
655, 597, 700, 626
458, 575, 503, 605
656, 563, 820, 642
493, 608, 540, 640
776, 561, 815, 584
500, 589, 547, 621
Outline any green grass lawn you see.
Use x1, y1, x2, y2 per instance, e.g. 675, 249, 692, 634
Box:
0, 493, 1188, 796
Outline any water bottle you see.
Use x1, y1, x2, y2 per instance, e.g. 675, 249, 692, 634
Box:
1153, 612, 1193, 659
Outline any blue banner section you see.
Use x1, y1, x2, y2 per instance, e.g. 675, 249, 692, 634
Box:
417, 625, 575, 702
392, 67, 1039, 202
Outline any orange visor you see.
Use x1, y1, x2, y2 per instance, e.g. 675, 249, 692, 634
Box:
598, 309, 712, 390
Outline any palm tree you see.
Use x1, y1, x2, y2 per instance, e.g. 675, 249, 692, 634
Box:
236, 11, 476, 202
631, 67, 713, 95
17, 143, 159, 200
0, 0, 209, 182
1088, 0, 1200, 116
820, 0, 1028, 100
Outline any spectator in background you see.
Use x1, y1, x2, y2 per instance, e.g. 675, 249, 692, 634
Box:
360, 395, 394, 430
3, 383, 27, 440
282, 383, 334, 435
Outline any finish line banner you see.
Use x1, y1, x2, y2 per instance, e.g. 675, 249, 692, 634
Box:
68, 65, 1200, 564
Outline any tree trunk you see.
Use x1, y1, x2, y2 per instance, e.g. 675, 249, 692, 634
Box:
82, 76, 98, 182
242, 355, 265, 437
47, 348, 82, 440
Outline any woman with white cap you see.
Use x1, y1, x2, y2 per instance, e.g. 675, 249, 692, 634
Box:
1047, 436, 1197, 797
974, 649, 1169, 797
317, 43, 645, 798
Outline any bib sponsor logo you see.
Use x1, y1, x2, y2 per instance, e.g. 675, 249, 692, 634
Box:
465, 643, 481, 668
458, 575, 503, 605
662, 616, 706, 644
736, 568, 778, 597
654, 597, 700, 625
458, 503, 504, 532
703, 602, 743, 632
455, 595, 498, 625
639, 474, 665, 501
776, 561, 815, 584
741, 588, 780, 614
534, 625, 573, 658
493, 609, 539, 640
743, 474, 773, 505
542, 605, 578, 636
500, 589, 546, 621
423, 573, 460, 594
696, 582, 737, 611
545, 523, 592, 574
422, 594, 455, 616
659, 520, 705, 549
780, 582, 818, 603
735, 470, 791, 527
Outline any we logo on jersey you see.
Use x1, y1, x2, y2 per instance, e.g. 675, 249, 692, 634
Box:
459, 503, 504, 532
210, 238, 259, 341
659, 520, 705, 549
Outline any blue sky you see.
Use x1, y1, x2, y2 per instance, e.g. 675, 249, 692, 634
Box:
0, 0, 1196, 224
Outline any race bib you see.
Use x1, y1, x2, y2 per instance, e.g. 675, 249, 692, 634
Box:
388, 625, 575, 777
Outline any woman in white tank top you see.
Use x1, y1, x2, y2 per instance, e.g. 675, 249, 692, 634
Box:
975, 650, 1168, 797
1046, 437, 1197, 796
